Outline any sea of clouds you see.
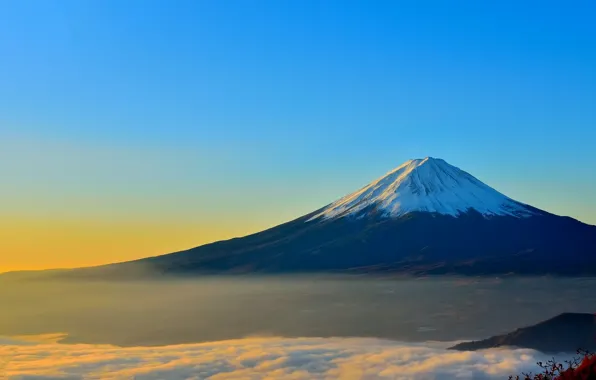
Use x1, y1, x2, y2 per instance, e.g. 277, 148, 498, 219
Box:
1, 335, 560, 379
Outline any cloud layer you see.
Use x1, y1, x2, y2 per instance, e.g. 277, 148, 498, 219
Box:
2, 336, 559, 379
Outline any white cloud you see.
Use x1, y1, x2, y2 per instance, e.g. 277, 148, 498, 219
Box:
1, 336, 561, 379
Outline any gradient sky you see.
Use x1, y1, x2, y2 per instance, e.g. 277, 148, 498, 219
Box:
1, 0, 595, 272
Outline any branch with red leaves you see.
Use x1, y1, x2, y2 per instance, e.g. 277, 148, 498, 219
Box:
509, 350, 596, 380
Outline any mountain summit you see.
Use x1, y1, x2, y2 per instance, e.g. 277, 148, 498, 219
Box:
309, 157, 534, 220
55, 157, 596, 278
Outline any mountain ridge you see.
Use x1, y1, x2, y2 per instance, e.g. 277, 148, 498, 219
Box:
450, 312, 596, 353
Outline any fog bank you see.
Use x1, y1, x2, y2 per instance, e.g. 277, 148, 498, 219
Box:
1, 276, 595, 346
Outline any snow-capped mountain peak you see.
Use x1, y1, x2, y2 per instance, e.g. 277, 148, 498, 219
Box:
308, 157, 535, 221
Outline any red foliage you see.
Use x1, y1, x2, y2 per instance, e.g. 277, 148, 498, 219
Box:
556, 354, 596, 380
510, 351, 596, 380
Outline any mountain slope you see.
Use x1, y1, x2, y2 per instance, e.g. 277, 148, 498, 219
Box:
450, 313, 596, 353
56, 157, 596, 278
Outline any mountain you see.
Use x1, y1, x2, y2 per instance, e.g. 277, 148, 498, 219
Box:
449, 313, 596, 353
57, 157, 596, 278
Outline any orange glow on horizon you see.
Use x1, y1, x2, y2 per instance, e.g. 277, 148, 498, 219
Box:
0, 218, 261, 273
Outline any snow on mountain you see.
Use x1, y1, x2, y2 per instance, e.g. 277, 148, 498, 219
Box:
308, 157, 536, 221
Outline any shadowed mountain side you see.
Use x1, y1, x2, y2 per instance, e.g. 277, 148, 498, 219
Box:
449, 313, 596, 353
21, 157, 596, 280
51, 208, 596, 279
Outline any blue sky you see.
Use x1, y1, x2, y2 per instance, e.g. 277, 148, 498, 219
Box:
1, 0, 595, 269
